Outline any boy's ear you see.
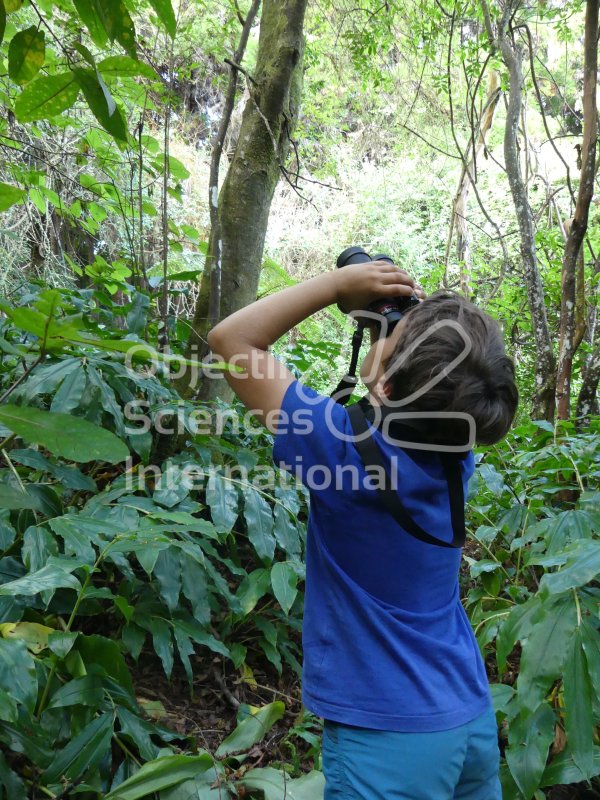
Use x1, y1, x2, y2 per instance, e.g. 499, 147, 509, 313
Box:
374, 375, 393, 400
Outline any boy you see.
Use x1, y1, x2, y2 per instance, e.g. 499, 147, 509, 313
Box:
208, 259, 518, 799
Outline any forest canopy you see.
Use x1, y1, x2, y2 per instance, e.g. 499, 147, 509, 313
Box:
0, 0, 598, 799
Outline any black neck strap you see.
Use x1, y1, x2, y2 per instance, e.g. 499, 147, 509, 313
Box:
347, 398, 466, 549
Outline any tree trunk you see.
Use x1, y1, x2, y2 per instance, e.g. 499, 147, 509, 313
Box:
555, 0, 598, 420
445, 70, 501, 297
481, 1, 556, 420
182, 0, 308, 403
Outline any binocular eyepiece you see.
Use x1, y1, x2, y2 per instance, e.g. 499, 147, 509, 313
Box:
336, 246, 420, 329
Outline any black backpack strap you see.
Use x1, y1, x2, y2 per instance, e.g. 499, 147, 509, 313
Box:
347, 401, 466, 549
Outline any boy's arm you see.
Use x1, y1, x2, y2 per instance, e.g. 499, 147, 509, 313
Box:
207, 262, 417, 432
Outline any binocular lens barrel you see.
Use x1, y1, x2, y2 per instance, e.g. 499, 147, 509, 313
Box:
336, 247, 395, 269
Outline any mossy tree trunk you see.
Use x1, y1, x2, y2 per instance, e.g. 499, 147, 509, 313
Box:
180, 0, 308, 403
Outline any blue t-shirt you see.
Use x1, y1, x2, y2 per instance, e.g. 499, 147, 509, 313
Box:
272, 380, 491, 732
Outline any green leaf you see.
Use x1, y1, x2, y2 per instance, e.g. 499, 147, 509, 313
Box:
77, 634, 135, 696
0, 638, 37, 714
206, 472, 238, 533
153, 547, 181, 612
98, 55, 155, 79
541, 747, 600, 787
0, 483, 45, 511
180, 556, 209, 625
73, 0, 109, 47
0, 751, 27, 800
563, 627, 595, 779
273, 505, 301, 558
47, 674, 104, 709
148, 0, 176, 36
506, 702, 555, 800
104, 754, 214, 799
496, 595, 543, 674
44, 713, 114, 783
243, 488, 275, 560
117, 707, 161, 761
0, 182, 26, 211
148, 617, 173, 678
14, 72, 79, 121
517, 595, 576, 710
8, 26, 45, 85
0, 405, 129, 463
215, 702, 285, 758
237, 768, 326, 800
270, 562, 298, 614
0, 560, 81, 596
74, 66, 128, 141
540, 539, 600, 595
236, 568, 271, 615
90, 0, 137, 58
47, 630, 78, 659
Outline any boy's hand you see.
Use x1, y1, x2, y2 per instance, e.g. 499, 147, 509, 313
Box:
335, 260, 423, 313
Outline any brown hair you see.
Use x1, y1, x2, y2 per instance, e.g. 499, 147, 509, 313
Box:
383, 290, 518, 446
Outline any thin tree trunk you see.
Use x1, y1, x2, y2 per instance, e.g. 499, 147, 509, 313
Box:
445, 70, 501, 297
481, 0, 556, 420
182, 0, 308, 402
555, 0, 598, 419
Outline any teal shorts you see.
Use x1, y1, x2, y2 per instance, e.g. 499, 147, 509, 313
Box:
322, 707, 501, 800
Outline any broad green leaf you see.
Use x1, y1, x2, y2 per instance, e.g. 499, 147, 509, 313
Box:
4, 0, 23, 11
77, 634, 135, 696
489, 683, 515, 715
236, 568, 271, 615
51, 363, 87, 412
148, 0, 176, 36
0, 621, 52, 653
180, 556, 209, 625
540, 539, 600, 595
47, 674, 104, 709
47, 630, 78, 659
496, 595, 543, 674
0, 405, 129, 463
0, 560, 81, 596
517, 596, 576, 710
153, 547, 181, 611
0, 182, 26, 211
74, 67, 128, 141
0, 4, 5, 48
215, 702, 285, 758
8, 26, 45, 85
541, 747, 600, 787
0, 483, 45, 511
73, 0, 109, 46
98, 55, 155, 79
22, 525, 58, 572
0, 638, 37, 714
563, 627, 595, 779
172, 620, 230, 659
90, 0, 137, 58
104, 754, 214, 799
206, 472, 238, 533
270, 561, 298, 614
243, 487, 275, 560
44, 713, 114, 782
173, 626, 194, 686
148, 617, 173, 678
14, 72, 79, 122
117, 707, 161, 761
506, 702, 555, 800
273, 504, 301, 558
0, 751, 27, 800
238, 768, 326, 800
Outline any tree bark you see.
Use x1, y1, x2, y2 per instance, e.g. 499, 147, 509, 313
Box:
481, 0, 556, 420
445, 70, 501, 297
555, 0, 598, 420
182, 0, 308, 402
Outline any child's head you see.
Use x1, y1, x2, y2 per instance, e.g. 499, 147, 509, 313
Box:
360, 290, 519, 446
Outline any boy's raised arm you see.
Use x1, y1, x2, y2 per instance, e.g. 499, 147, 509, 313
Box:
207, 262, 417, 431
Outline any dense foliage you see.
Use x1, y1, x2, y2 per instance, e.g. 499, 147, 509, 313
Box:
0, 0, 598, 798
